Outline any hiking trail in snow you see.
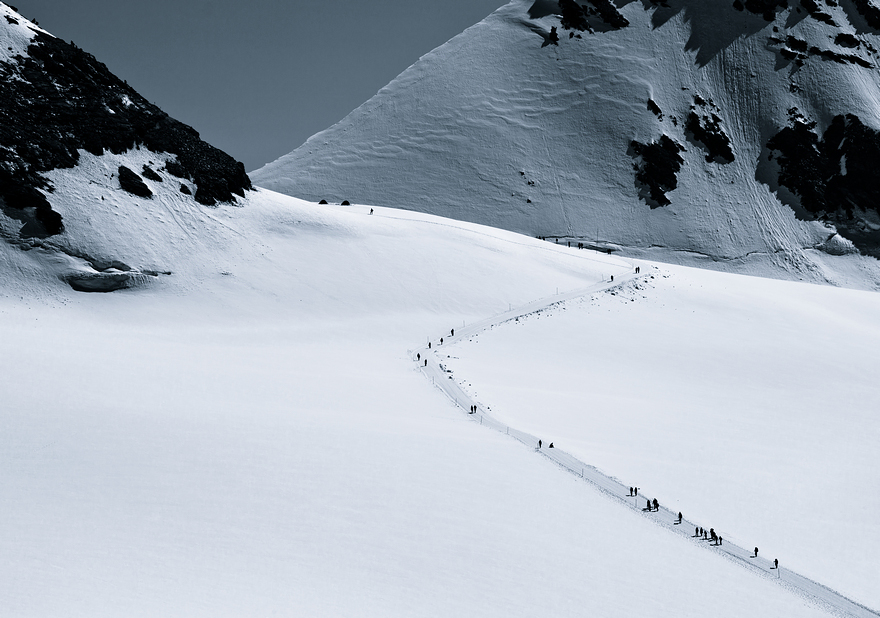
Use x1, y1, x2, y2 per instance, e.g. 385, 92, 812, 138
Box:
414, 270, 880, 618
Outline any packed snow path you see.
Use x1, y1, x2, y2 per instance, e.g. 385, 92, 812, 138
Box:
414, 272, 880, 618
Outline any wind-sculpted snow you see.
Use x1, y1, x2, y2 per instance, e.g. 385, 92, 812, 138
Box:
254, 0, 880, 287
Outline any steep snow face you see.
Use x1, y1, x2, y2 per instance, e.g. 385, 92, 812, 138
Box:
253, 0, 880, 286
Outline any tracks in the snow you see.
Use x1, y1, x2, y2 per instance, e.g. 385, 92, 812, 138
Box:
413, 269, 879, 618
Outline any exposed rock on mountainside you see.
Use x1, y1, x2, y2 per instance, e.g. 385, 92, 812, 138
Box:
764, 111, 880, 258
629, 135, 686, 208
685, 96, 735, 164
253, 0, 880, 286
0, 3, 252, 239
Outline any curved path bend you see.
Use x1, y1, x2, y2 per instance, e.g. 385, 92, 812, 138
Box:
413, 269, 879, 618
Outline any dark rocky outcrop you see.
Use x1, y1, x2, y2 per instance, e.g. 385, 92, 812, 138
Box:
629, 135, 686, 208
851, 0, 880, 30
141, 165, 162, 182
768, 34, 873, 67
764, 112, 880, 257
835, 32, 861, 48
734, 0, 836, 23
118, 166, 152, 198
557, 0, 629, 33
0, 21, 252, 236
685, 97, 735, 164
733, 0, 789, 21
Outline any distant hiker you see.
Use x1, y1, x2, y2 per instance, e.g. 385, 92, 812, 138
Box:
629, 487, 633, 496
611, 275, 614, 282
370, 208, 374, 214
538, 439, 542, 449
417, 353, 420, 361
678, 512, 682, 524
704, 530, 708, 540
635, 487, 638, 497
774, 558, 778, 569
428, 342, 431, 349
754, 547, 759, 558
424, 359, 427, 367
440, 338, 444, 344
719, 537, 722, 545
695, 526, 699, 537
646, 499, 651, 511
652, 498, 659, 511
451, 329, 454, 336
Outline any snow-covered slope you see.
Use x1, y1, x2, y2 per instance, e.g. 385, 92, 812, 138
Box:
0, 182, 847, 617
443, 263, 880, 611
253, 0, 880, 287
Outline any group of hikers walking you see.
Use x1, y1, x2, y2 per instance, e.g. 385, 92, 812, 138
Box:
419, 322, 787, 578
694, 526, 722, 546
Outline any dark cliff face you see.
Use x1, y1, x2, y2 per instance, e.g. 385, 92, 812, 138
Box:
0, 16, 252, 237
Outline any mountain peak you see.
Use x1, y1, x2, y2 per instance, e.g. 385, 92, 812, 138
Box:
252, 0, 880, 287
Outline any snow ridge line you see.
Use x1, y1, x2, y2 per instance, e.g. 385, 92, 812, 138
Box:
413, 271, 880, 618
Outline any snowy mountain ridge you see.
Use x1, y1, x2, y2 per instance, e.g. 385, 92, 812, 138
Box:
253, 0, 880, 289
0, 1, 252, 291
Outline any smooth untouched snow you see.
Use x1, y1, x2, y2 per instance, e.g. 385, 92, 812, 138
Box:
0, 147, 849, 616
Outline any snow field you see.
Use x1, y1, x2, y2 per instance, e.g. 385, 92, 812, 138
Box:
0, 173, 842, 616
443, 263, 880, 612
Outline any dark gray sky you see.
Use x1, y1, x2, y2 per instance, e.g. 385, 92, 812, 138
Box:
16, 0, 506, 171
